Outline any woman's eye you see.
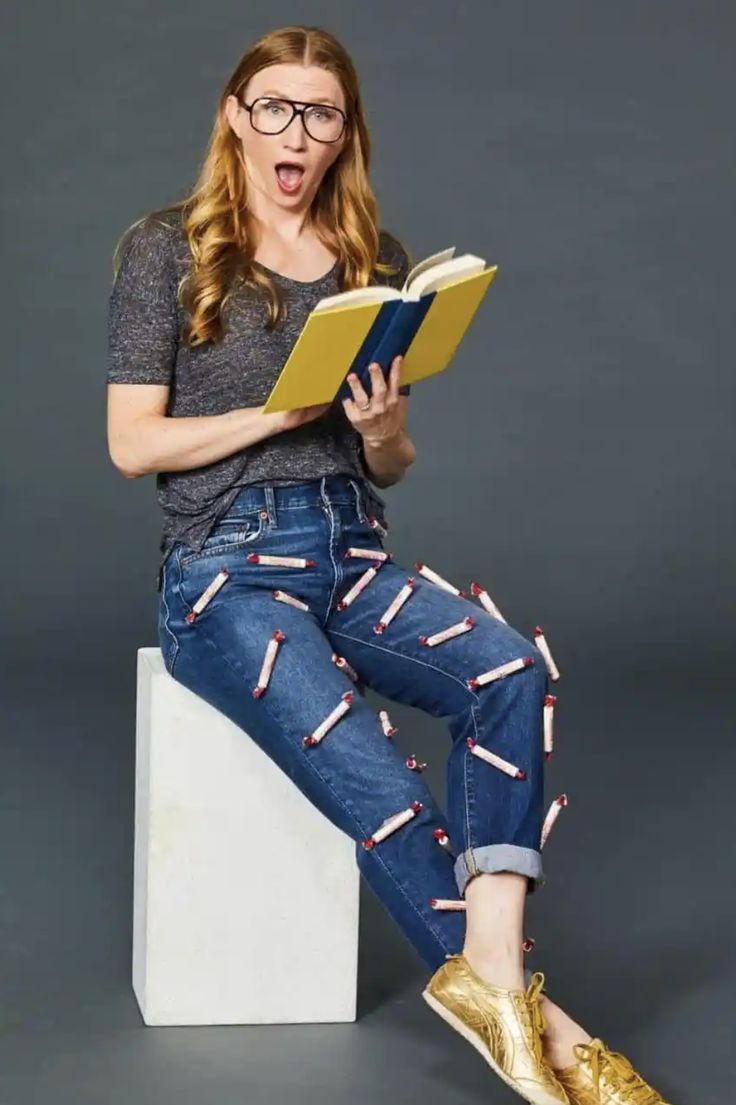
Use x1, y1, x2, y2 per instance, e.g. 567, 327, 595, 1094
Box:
309, 108, 335, 122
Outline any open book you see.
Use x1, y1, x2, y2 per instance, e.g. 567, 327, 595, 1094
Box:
261, 246, 499, 413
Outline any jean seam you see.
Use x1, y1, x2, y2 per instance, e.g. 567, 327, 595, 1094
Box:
465, 702, 481, 864
160, 558, 180, 676
173, 603, 455, 960
321, 493, 343, 628
328, 628, 483, 699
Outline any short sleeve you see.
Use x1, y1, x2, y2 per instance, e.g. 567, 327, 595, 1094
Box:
107, 218, 180, 385
377, 230, 413, 396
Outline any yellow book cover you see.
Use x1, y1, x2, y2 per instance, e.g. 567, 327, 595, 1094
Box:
262, 246, 499, 413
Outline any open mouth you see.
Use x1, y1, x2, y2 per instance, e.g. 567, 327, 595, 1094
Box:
274, 162, 306, 192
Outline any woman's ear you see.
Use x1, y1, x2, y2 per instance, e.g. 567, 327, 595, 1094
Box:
224, 94, 241, 138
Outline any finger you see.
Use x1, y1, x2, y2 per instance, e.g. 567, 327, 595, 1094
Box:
387, 355, 402, 401
346, 371, 370, 407
368, 362, 388, 403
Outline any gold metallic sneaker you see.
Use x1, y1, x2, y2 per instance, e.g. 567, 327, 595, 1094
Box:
422, 954, 570, 1105
555, 1037, 672, 1104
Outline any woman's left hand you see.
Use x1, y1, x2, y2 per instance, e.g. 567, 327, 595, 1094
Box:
342, 355, 405, 446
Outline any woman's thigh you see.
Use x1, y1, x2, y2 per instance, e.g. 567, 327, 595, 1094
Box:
324, 555, 546, 717
158, 541, 445, 845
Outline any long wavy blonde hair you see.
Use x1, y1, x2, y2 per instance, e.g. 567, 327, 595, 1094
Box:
112, 24, 410, 345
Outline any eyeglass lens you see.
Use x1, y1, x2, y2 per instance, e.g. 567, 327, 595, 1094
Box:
251, 97, 344, 142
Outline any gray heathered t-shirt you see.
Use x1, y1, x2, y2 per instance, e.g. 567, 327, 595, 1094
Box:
106, 209, 412, 587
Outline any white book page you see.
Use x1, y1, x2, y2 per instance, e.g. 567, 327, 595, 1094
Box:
404, 254, 488, 299
314, 285, 400, 312
312, 248, 488, 311
404, 247, 457, 292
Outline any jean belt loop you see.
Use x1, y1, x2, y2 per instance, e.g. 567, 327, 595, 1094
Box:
319, 476, 329, 512
264, 485, 277, 528
348, 477, 367, 524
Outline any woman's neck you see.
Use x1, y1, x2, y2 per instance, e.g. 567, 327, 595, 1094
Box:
252, 221, 336, 282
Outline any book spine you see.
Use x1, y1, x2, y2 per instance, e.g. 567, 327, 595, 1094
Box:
335, 294, 436, 402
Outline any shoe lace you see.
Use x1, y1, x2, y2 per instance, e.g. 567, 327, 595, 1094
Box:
573, 1037, 662, 1104
515, 971, 547, 1067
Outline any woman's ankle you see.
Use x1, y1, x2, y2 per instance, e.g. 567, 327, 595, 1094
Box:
461, 945, 526, 991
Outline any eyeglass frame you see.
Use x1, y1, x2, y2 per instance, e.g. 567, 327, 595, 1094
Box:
239, 94, 349, 144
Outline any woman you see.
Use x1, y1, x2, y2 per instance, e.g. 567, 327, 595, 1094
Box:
106, 24, 670, 1105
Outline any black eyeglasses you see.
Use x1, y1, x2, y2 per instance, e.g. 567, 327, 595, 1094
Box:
240, 95, 348, 144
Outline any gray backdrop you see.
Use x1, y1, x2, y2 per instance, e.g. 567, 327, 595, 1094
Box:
2, 2, 733, 1102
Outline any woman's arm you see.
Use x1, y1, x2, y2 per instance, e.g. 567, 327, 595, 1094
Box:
106, 383, 292, 479
106, 218, 331, 478
360, 396, 416, 487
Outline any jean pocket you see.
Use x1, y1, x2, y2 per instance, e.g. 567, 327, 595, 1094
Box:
341, 511, 387, 558
178, 512, 267, 567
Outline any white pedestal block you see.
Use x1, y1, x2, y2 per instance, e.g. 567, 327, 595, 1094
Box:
132, 647, 360, 1026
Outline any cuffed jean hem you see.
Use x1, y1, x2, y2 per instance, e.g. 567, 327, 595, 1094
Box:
454, 843, 546, 897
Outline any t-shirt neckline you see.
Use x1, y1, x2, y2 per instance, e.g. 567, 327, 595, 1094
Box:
252, 258, 338, 285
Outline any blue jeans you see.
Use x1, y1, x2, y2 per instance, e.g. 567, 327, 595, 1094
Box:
158, 475, 549, 975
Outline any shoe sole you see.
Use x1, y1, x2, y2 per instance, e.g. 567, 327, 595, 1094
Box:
421, 987, 562, 1105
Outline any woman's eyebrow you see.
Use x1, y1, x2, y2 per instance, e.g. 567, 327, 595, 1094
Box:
260, 88, 339, 106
